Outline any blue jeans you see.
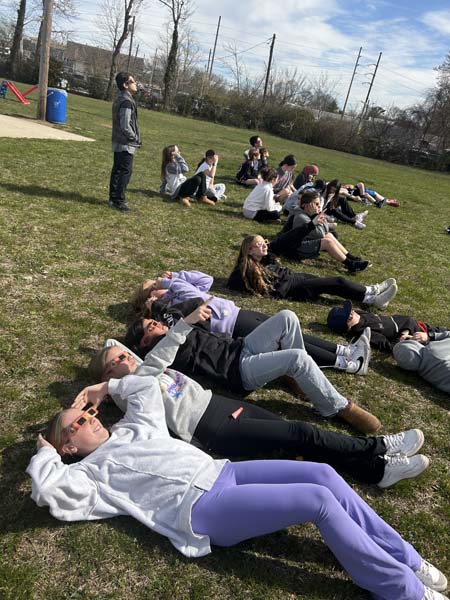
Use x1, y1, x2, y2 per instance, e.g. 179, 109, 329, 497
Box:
239, 310, 347, 416
191, 461, 423, 600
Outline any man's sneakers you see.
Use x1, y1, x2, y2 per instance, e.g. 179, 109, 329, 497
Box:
371, 277, 397, 296
337, 400, 381, 434
422, 587, 449, 600
346, 327, 371, 375
108, 201, 130, 212
372, 281, 398, 310
377, 454, 429, 488
356, 210, 369, 222
383, 429, 424, 456
354, 221, 366, 230
345, 259, 372, 273
417, 560, 448, 593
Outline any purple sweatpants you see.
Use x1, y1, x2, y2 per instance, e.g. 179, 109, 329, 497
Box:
191, 461, 424, 600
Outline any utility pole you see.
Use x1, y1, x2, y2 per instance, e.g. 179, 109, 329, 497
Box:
200, 49, 211, 98
133, 43, 139, 71
359, 51, 382, 126
149, 48, 158, 90
127, 15, 136, 71
263, 34, 276, 102
37, 0, 54, 121
208, 16, 221, 79
341, 46, 362, 119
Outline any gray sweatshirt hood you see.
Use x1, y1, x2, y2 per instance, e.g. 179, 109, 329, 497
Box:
393, 340, 423, 371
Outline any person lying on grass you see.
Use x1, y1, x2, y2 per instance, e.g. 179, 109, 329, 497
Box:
28, 375, 447, 600
327, 299, 450, 353
132, 268, 372, 375
124, 301, 379, 433
85, 334, 429, 489
276, 189, 371, 273
227, 235, 397, 308
393, 337, 450, 395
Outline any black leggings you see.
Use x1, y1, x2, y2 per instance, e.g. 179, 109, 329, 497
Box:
178, 172, 207, 199
232, 308, 339, 366
253, 209, 281, 222
281, 272, 366, 302
194, 395, 386, 484
326, 197, 357, 224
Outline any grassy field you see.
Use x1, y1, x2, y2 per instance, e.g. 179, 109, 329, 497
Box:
1, 82, 450, 600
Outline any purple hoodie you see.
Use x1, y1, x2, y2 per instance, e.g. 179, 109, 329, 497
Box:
162, 270, 240, 335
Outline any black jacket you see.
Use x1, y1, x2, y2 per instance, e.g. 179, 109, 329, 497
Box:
140, 305, 246, 394
350, 312, 423, 352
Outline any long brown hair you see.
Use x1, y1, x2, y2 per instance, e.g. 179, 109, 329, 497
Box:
161, 145, 177, 180
234, 235, 275, 296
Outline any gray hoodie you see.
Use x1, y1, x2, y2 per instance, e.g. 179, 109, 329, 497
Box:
393, 338, 450, 394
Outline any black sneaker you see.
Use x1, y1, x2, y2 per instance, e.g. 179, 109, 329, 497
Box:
109, 201, 130, 212
353, 260, 372, 272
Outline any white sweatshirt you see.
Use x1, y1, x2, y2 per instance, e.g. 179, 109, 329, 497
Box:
242, 181, 282, 219
26, 375, 227, 558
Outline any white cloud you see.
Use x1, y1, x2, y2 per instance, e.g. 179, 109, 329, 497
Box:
421, 10, 450, 36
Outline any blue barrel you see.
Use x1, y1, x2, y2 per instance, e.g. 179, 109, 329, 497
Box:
46, 88, 67, 124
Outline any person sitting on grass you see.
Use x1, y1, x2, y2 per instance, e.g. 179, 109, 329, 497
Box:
124, 302, 380, 433
275, 190, 372, 272
242, 167, 283, 223
393, 337, 450, 395
28, 374, 448, 600
257, 147, 270, 171
293, 163, 319, 190
326, 298, 450, 353
82, 335, 428, 489
195, 149, 226, 201
273, 154, 298, 203
323, 179, 369, 230
243, 134, 263, 159
236, 149, 260, 186
161, 144, 215, 208
227, 235, 397, 309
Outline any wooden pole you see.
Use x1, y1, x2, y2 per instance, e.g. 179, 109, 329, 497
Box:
36, 0, 54, 121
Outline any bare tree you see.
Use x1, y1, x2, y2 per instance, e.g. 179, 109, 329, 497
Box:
9, 0, 27, 77
96, 0, 143, 100
34, 0, 76, 64
157, 0, 193, 109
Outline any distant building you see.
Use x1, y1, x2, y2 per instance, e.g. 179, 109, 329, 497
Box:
21, 38, 145, 83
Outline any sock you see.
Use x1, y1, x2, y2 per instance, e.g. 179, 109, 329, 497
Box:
336, 344, 350, 357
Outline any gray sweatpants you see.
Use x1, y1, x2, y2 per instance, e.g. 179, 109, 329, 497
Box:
239, 310, 348, 417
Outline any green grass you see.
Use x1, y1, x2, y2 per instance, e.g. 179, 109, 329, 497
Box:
1, 82, 450, 600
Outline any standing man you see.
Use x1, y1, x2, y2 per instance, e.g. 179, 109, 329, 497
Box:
109, 72, 141, 212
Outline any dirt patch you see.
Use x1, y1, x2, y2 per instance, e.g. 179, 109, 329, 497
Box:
0, 114, 95, 141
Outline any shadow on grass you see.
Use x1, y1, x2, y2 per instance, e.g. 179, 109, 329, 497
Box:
107, 301, 135, 325
112, 517, 368, 599
2, 182, 102, 206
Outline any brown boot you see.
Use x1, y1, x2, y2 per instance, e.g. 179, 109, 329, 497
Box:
337, 400, 381, 434
199, 195, 216, 206
179, 197, 191, 208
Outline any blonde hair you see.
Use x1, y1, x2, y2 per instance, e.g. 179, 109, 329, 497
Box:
45, 411, 76, 461
131, 281, 151, 316
234, 235, 275, 296
89, 346, 112, 382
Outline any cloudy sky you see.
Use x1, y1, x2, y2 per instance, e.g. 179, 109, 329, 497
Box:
27, 0, 450, 110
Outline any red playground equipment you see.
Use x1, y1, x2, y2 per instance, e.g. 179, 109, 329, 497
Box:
0, 81, 38, 105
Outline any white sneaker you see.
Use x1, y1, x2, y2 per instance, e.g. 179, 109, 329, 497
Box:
377, 454, 429, 488
416, 560, 448, 592
384, 429, 425, 456
348, 327, 371, 375
372, 278, 397, 295
356, 210, 369, 222
422, 586, 449, 600
354, 221, 366, 229
372, 282, 398, 310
